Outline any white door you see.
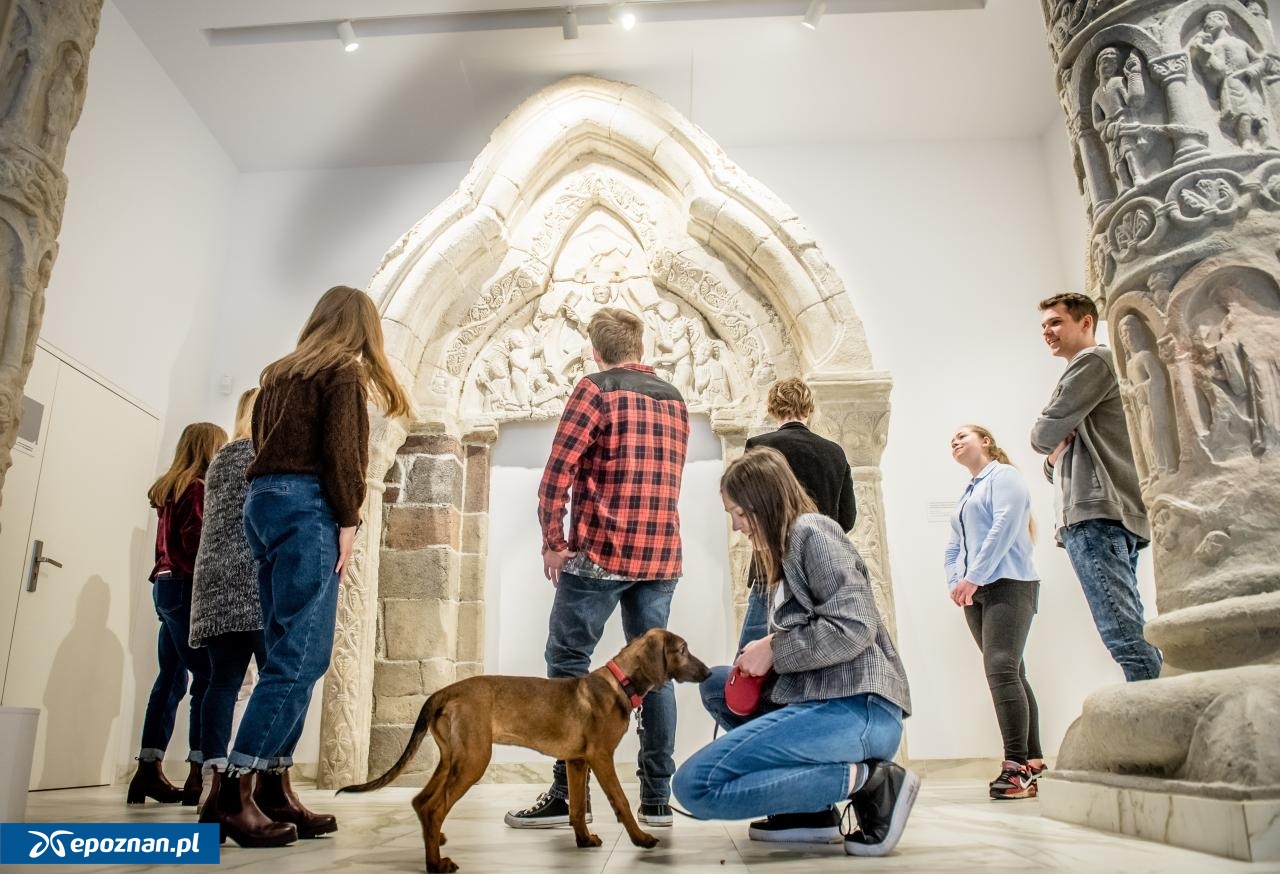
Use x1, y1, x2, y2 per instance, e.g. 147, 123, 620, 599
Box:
0, 345, 159, 789
0, 347, 58, 687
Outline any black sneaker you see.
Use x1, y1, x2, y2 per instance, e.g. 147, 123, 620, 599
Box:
748, 808, 841, 843
503, 790, 592, 828
843, 760, 920, 857
638, 802, 672, 826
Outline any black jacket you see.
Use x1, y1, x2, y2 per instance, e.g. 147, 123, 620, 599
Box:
746, 422, 856, 532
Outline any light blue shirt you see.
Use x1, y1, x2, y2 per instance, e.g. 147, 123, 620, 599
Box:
944, 461, 1038, 590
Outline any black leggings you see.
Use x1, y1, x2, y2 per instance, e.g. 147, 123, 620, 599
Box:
963, 579, 1042, 764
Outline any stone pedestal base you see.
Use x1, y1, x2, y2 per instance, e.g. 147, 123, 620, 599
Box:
1040, 773, 1280, 862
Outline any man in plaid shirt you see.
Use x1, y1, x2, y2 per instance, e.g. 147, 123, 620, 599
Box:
505, 307, 690, 829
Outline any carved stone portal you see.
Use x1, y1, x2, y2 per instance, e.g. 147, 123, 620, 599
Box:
1042, 0, 1280, 860
314, 77, 893, 790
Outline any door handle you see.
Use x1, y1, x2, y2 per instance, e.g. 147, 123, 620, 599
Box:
26, 539, 62, 593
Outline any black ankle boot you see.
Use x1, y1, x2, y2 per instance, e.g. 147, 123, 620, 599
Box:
126, 760, 183, 805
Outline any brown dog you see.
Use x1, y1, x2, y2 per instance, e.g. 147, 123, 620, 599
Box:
338, 628, 710, 872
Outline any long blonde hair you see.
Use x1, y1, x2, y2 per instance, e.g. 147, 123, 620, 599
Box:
232, 388, 259, 441
963, 424, 1037, 543
261, 285, 412, 418
721, 447, 817, 590
148, 422, 227, 506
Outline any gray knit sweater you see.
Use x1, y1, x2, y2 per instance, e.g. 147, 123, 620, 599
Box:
189, 439, 263, 647
1031, 345, 1150, 542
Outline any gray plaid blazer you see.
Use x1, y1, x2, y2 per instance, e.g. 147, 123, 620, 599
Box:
768, 514, 912, 716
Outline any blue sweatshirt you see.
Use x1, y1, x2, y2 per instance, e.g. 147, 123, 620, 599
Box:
945, 461, 1038, 590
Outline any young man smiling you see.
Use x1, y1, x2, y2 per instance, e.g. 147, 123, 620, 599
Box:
1031, 293, 1161, 682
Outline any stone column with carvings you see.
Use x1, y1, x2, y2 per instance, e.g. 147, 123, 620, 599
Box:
1041, 0, 1280, 860
711, 416, 750, 628
0, 0, 102, 511
316, 416, 406, 788
806, 375, 898, 641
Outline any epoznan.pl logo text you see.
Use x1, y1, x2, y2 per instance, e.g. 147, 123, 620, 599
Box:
1, 823, 219, 864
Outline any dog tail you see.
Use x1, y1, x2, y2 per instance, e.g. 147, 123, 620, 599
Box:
336, 693, 441, 794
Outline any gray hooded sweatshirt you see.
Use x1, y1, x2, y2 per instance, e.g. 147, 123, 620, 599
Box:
1031, 345, 1150, 543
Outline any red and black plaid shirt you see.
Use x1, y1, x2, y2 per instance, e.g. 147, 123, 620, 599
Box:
538, 363, 689, 580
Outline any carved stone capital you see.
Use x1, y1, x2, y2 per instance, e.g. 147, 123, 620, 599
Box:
1148, 52, 1189, 86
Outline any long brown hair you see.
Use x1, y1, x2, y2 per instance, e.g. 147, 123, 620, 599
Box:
148, 422, 228, 506
260, 285, 412, 418
962, 424, 1037, 543
721, 447, 817, 590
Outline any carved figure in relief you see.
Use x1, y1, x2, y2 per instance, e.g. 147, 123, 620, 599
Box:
1244, 1, 1268, 19
690, 336, 732, 407
0, 10, 33, 127
1117, 314, 1179, 481
1091, 48, 1151, 192
1191, 287, 1280, 457
649, 300, 697, 397
41, 43, 86, 153
1190, 11, 1273, 152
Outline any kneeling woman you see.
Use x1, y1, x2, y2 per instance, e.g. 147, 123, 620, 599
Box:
673, 448, 917, 857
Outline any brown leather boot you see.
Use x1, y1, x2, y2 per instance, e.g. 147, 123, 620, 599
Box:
126, 760, 183, 805
182, 762, 203, 806
198, 769, 221, 825
215, 771, 298, 848
254, 769, 338, 838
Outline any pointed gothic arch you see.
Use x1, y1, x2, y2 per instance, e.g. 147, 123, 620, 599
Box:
316, 76, 896, 788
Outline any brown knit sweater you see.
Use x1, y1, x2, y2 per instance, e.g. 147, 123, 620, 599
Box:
247, 360, 369, 527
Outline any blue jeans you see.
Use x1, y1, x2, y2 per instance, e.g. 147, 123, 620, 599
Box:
673, 694, 903, 820
738, 583, 769, 652
699, 584, 778, 732
545, 571, 677, 806
229, 475, 342, 772
1061, 519, 1162, 682
139, 575, 210, 763
201, 630, 267, 769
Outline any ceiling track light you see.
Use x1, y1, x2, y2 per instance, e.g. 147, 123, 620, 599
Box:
337, 19, 359, 51
801, 0, 824, 30
204, 3, 988, 50
609, 3, 637, 31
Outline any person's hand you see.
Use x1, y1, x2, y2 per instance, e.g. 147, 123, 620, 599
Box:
735, 634, 775, 677
951, 579, 979, 607
542, 547, 577, 586
1048, 431, 1076, 466
1124, 54, 1142, 75
336, 525, 357, 581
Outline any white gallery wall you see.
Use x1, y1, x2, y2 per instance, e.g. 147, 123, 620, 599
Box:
27, 3, 1166, 780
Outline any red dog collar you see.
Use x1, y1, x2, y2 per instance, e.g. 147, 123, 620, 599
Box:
606, 660, 644, 710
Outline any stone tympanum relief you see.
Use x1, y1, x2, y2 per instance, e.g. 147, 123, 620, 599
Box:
0, 0, 101, 510
465, 220, 745, 418
316, 77, 892, 790
1042, 0, 1280, 859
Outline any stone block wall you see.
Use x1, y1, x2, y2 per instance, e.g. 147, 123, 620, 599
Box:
368, 427, 494, 784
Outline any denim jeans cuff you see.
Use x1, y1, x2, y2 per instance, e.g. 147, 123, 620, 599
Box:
228, 751, 271, 772
187, 751, 204, 765
137, 748, 165, 762
204, 757, 228, 772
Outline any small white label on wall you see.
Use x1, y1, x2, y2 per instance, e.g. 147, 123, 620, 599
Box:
926, 500, 953, 523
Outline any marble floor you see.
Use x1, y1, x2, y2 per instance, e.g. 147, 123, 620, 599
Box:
11, 779, 1280, 873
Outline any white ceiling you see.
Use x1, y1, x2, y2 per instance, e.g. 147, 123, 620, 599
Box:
113, 0, 1060, 172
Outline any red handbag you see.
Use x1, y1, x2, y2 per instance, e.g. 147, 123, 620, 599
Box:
724, 666, 774, 716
